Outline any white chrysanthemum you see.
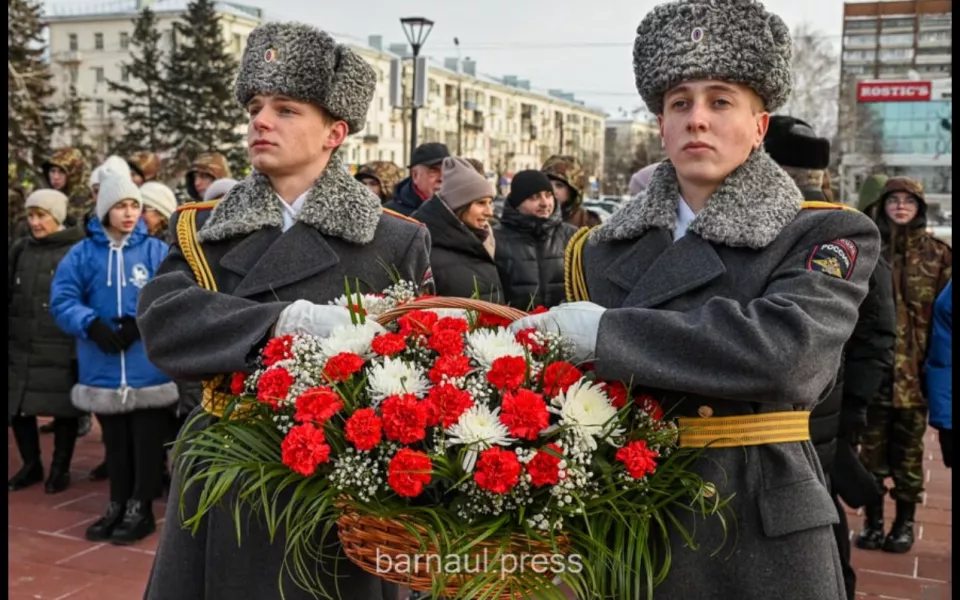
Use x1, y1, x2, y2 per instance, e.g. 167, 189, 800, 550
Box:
426, 308, 470, 319
549, 380, 623, 452
366, 356, 429, 404
320, 321, 381, 358
446, 404, 515, 471
465, 329, 525, 368
327, 294, 393, 317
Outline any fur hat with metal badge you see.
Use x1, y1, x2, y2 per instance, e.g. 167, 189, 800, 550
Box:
633, 0, 793, 115
235, 22, 376, 134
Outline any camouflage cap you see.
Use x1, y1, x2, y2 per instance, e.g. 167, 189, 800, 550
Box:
879, 177, 926, 206
355, 161, 404, 202
185, 153, 232, 201
127, 151, 162, 182
541, 155, 587, 198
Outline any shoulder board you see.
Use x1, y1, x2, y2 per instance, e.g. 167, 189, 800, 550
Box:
800, 201, 857, 212
176, 199, 220, 213
382, 207, 423, 226
564, 226, 599, 303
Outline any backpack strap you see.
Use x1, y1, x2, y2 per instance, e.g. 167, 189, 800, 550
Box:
174, 202, 219, 292
564, 226, 597, 302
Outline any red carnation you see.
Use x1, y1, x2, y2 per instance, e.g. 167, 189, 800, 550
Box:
256, 367, 294, 409
500, 389, 549, 440
229, 372, 248, 396
515, 328, 547, 356
423, 383, 474, 428
531, 306, 548, 315
263, 335, 295, 367
323, 352, 365, 382
637, 394, 664, 421
281, 423, 331, 477
294, 387, 343, 424
616, 440, 660, 480
398, 310, 439, 337
435, 317, 469, 334
345, 408, 383, 451
486, 356, 528, 391
387, 449, 433, 498
542, 362, 582, 397
600, 381, 629, 409
526, 443, 563, 487
372, 333, 408, 357
381, 394, 428, 444
427, 329, 465, 357
476, 313, 513, 328
429, 354, 472, 384
474, 447, 522, 494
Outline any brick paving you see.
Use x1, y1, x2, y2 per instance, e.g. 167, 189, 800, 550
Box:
8, 420, 952, 599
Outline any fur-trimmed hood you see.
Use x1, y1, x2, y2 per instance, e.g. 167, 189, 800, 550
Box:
197, 154, 383, 245
592, 149, 802, 249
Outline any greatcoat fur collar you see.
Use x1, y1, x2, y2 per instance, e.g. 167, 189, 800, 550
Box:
197, 154, 382, 245
593, 150, 803, 249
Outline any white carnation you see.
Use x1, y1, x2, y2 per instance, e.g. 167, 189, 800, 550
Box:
465, 328, 525, 369
366, 356, 429, 404
320, 321, 381, 358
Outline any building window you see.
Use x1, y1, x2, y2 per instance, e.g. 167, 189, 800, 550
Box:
919, 30, 952, 42
94, 67, 105, 83
379, 97, 384, 111
233, 33, 242, 54
879, 33, 915, 47
879, 48, 914, 61
94, 33, 103, 50
68, 65, 79, 84
121, 66, 130, 82
843, 34, 877, 47
120, 32, 130, 50
96, 99, 105, 117
844, 18, 878, 32
880, 17, 915, 30
68, 33, 78, 51
391, 151, 396, 163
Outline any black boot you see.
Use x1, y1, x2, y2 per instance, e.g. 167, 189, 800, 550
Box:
8, 461, 44, 491
89, 460, 109, 481
110, 500, 156, 545
77, 414, 93, 438
9, 415, 44, 491
45, 418, 79, 494
855, 496, 886, 550
85, 502, 126, 541
882, 500, 916, 553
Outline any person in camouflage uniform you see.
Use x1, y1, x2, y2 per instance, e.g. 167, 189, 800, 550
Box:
184, 153, 231, 202
354, 160, 403, 204
41, 148, 94, 226
857, 176, 952, 554
127, 152, 163, 186
541, 154, 601, 228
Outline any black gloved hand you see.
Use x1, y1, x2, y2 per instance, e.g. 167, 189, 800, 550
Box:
838, 409, 868, 442
938, 429, 952, 468
87, 319, 125, 354
113, 315, 141, 350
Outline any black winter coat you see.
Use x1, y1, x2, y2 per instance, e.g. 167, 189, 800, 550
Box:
493, 203, 577, 310
383, 177, 427, 217
412, 198, 503, 302
8, 226, 86, 418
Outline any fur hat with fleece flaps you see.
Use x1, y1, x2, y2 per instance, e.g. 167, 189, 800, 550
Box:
541, 155, 588, 217
42, 147, 89, 196
764, 116, 832, 195
234, 22, 376, 135
127, 151, 162, 182
633, 0, 793, 115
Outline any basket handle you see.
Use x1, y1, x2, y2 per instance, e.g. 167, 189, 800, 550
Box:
374, 297, 528, 327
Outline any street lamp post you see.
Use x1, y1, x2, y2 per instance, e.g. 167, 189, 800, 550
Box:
454, 36, 462, 156
400, 16, 434, 162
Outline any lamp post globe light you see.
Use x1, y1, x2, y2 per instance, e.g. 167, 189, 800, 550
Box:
400, 16, 434, 161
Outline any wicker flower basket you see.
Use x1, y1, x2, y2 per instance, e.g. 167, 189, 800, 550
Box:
340, 298, 570, 598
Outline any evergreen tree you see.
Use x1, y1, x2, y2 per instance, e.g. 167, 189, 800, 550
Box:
58, 83, 97, 163
160, 0, 247, 173
8, 0, 58, 189
107, 6, 167, 156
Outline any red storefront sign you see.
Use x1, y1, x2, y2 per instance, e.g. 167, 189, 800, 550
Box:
857, 81, 933, 102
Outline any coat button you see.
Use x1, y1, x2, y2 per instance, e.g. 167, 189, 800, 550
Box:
697, 405, 714, 418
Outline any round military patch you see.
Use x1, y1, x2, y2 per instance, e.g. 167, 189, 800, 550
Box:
691, 27, 705, 43
807, 239, 858, 280
264, 48, 279, 63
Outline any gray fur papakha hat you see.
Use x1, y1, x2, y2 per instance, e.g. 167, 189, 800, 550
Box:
235, 22, 376, 134
633, 0, 793, 114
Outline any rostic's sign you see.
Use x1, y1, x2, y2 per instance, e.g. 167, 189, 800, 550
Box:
857, 81, 933, 102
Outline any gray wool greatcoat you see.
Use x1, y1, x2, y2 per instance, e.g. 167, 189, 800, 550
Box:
578, 150, 880, 600
136, 156, 431, 600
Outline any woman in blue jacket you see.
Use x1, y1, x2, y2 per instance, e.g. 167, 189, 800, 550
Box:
925, 279, 952, 468
50, 171, 176, 545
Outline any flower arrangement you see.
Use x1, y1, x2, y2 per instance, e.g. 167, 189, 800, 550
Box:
176, 282, 728, 600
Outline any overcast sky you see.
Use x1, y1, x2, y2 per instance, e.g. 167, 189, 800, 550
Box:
56, 0, 848, 116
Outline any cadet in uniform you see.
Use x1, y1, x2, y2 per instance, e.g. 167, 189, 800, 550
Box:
514, 1, 881, 598
136, 21, 431, 600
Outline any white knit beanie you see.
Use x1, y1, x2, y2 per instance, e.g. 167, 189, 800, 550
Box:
140, 181, 178, 219
96, 170, 142, 222
99, 155, 132, 181
203, 177, 239, 201
25, 189, 69, 225
89, 165, 103, 188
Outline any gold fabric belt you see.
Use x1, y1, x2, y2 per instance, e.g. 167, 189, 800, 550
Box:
676, 411, 811, 448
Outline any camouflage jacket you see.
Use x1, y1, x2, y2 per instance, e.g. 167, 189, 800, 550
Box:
41, 148, 93, 224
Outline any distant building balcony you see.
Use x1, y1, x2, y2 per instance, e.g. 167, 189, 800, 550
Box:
53, 50, 83, 63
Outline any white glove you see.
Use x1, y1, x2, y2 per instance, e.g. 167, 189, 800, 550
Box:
509, 302, 606, 364
274, 300, 383, 338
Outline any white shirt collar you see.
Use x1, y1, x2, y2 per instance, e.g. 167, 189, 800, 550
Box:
673, 195, 697, 242
277, 192, 308, 232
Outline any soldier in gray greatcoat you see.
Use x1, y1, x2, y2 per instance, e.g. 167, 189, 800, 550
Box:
513, 1, 881, 598
136, 22, 431, 600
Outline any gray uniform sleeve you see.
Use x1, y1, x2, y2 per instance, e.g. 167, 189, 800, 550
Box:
136, 243, 289, 381
400, 225, 434, 295
595, 214, 880, 407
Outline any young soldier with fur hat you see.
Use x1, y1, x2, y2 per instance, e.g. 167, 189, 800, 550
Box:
514, 1, 882, 597
137, 20, 431, 600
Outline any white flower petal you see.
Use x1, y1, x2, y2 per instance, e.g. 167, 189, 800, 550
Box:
366, 356, 429, 404
465, 329, 525, 369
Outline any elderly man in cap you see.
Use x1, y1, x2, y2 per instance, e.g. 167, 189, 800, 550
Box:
518, 0, 881, 598
385, 142, 450, 216
137, 20, 431, 600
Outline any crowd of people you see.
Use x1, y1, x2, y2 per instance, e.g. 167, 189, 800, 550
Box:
5, 0, 953, 597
